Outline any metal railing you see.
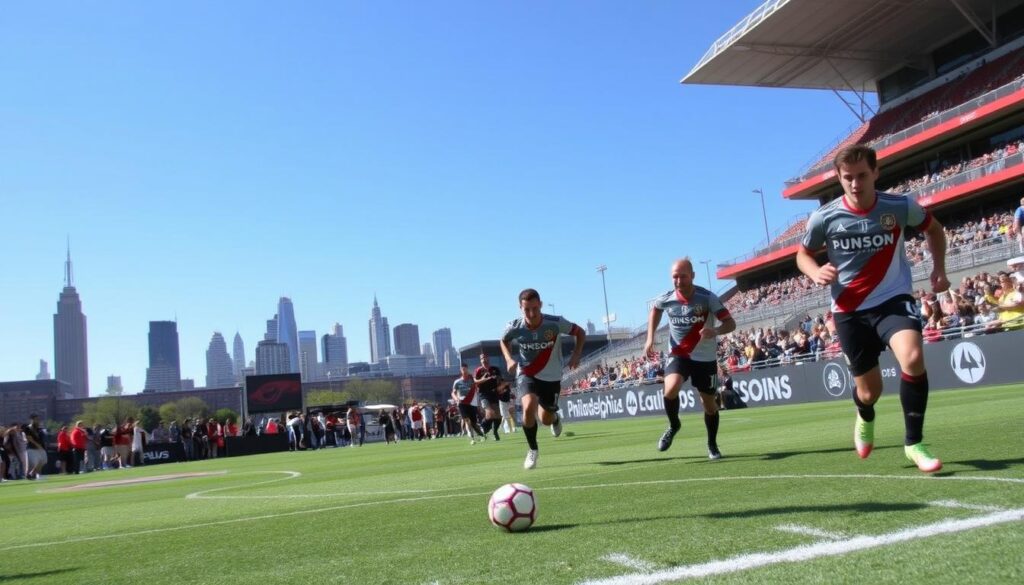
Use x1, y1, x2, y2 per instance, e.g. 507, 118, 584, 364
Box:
898, 151, 1024, 204
718, 212, 812, 268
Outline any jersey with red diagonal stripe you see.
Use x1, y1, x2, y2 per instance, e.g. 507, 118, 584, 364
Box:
452, 376, 479, 406
802, 192, 930, 313
652, 286, 730, 362
502, 314, 582, 382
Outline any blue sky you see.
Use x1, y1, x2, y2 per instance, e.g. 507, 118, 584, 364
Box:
1, 1, 862, 394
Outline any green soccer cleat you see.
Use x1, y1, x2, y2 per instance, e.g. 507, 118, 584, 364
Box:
905, 443, 943, 473
854, 415, 874, 459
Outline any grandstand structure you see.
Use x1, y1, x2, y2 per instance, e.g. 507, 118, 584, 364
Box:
689, 0, 1024, 328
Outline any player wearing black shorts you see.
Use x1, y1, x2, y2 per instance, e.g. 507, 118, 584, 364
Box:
474, 354, 503, 441
452, 364, 486, 445
500, 288, 585, 469
797, 144, 949, 473
645, 258, 735, 460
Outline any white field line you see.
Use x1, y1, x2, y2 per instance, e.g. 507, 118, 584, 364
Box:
185, 470, 301, 499
602, 553, 655, 572
4, 473, 1023, 553
929, 499, 1007, 512
774, 524, 846, 540
577, 508, 1024, 585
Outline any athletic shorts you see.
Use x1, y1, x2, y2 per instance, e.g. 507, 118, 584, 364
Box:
664, 356, 718, 395
478, 389, 499, 411
498, 400, 512, 417
27, 448, 47, 469
515, 376, 561, 413
458, 404, 478, 420
834, 294, 922, 376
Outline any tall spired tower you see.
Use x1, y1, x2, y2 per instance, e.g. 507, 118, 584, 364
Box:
53, 241, 89, 398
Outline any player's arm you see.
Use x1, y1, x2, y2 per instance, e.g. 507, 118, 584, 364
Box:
499, 339, 517, 375
567, 324, 586, 370
644, 307, 663, 357
797, 211, 836, 285
922, 215, 949, 293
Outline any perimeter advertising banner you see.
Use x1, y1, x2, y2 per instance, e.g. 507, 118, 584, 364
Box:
559, 330, 1024, 421
245, 373, 303, 414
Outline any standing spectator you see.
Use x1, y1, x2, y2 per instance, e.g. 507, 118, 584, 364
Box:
114, 419, 132, 468
1012, 196, 1024, 252
391, 409, 403, 442
180, 419, 194, 461
23, 414, 48, 480
409, 402, 424, 441
70, 421, 88, 474
169, 420, 181, 445
347, 407, 363, 447
6, 423, 28, 479
421, 403, 435, 440
379, 410, 396, 444
99, 425, 116, 469
206, 418, 221, 458
131, 421, 148, 466
996, 272, 1024, 329
57, 426, 73, 474
87, 424, 102, 472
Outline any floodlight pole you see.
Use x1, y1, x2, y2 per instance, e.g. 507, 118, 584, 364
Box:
597, 264, 612, 343
699, 260, 713, 290
753, 188, 771, 245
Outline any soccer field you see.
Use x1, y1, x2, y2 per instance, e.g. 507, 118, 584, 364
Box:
2, 385, 1022, 585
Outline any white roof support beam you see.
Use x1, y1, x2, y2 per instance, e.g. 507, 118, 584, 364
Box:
949, 0, 998, 47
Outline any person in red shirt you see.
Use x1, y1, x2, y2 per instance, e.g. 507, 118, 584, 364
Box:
206, 419, 221, 458
265, 418, 279, 435
409, 402, 424, 441
57, 426, 73, 474
70, 421, 88, 474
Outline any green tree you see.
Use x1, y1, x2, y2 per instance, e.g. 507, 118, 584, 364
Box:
138, 406, 161, 431
158, 397, 211, 425
361, 379, 400, 405
76, 397, 139, 427
214, 408, 238, 424
306, 389, 352, 407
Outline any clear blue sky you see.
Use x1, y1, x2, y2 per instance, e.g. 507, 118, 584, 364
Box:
1, 1, 865, 394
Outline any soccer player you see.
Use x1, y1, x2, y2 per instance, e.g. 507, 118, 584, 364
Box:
644, 258, 735, 460
474, 353, 504, 441
500, 288, 585, 469
797, 144, 949, 473
452, 364, 486, 444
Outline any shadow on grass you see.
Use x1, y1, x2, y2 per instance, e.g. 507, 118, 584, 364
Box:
926, 457, 1024, 476
760, 444, 900, 461
526, 523, 576, 533
595, 456, 707, 466
699, 501, 927, 520
0, 569, 78, 581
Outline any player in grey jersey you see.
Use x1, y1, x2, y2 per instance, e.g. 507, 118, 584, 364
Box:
644, 258, 735, 460
500, 288, 585, 469
797, 144, 949, 473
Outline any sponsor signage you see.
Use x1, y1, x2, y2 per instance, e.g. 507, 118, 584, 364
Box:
245, 373, 303, 414
142, 442, 186, 465
558, 331, 1024, 421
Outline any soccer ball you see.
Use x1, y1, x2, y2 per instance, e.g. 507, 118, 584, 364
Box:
488, 483, 536, 532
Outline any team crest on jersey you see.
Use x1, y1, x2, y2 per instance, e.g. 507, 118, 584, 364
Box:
544, 329, 556, 341
880, 213, 896, 230
692, 305, 707, 316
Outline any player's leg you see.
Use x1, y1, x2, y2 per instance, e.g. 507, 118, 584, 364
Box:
837, 312, 884, 459
887, 324, 941, 472
486, 404, 500, 440
657, 358, 686, 452
535, 382, 563, 437
520, 389, 540, 469
693, 361, 722, 460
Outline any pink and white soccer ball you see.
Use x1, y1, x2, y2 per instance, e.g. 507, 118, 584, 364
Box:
488, 483, 536, 532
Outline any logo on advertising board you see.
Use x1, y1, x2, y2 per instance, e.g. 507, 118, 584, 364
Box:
822, 363, 849, 397
625, 391, 638, 416
950, 342, 986, 384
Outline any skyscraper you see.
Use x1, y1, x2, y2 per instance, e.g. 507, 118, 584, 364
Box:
321, 323, 348, 378
255, 340, 291, 375
145, 321, 181, 392
422, 342, 435, 366
53, 244, 89, 398
368, 295, 391, 364
265, 315, 278, 342
36, 359, 51, 380
205, 332, 236, 388
298, 330, 319, 381
276, 297, 299, 373
106, 375, 123, 395
232, 332, 246, 379
432, 327, 456, 368
393, 323, 421, 356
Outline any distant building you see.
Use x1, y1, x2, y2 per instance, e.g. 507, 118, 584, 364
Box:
368, 295, 391, 364
586, 320, 597, 335
432, 328, 456, 368
106, 375, 123, 395
277, 297, 299, 373
144, 321, 181, 392
383, 354, 428, 375
0, 379, 74, 424
255, 340, 291, 375
232, 332, 246, 380
36, 359, 51, 381
422, 342, 435, 366
53, 244, 89, 398
181, 378, 195, 391
265, 314, 278, 342
321, 323, 348, 379
205, 332, 236, 388
299, 330, 319, 381
393, 323, 421, 356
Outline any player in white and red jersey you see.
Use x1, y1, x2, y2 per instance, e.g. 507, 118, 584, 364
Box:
500, 288, 585, 469
644, 258, 735, 460
797, 144, 949, 473
452, 364, 486, 444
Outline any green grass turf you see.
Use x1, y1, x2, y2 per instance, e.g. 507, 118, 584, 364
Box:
1, 385, 1022, 585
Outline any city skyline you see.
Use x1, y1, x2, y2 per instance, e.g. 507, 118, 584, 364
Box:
3, 2, 838, 393
53, 245, 89, 398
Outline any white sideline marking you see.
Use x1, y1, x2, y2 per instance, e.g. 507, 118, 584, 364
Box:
929, 499, 1006, 512
774, 524, 845, 540
185, 470, 301, 499
578, 508, 1024, 585
602, 553, 655, 571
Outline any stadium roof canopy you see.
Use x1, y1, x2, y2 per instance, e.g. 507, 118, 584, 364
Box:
683, 0, 1019, 90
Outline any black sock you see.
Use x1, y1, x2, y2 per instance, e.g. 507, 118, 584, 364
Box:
853, 391, 876, 422
900, 371, 929, 445
704, 412, 720, 447
664, 395, 681, 430
523, 423, 539, 450
482, 419, 492, 434
492, 420, 500, 439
